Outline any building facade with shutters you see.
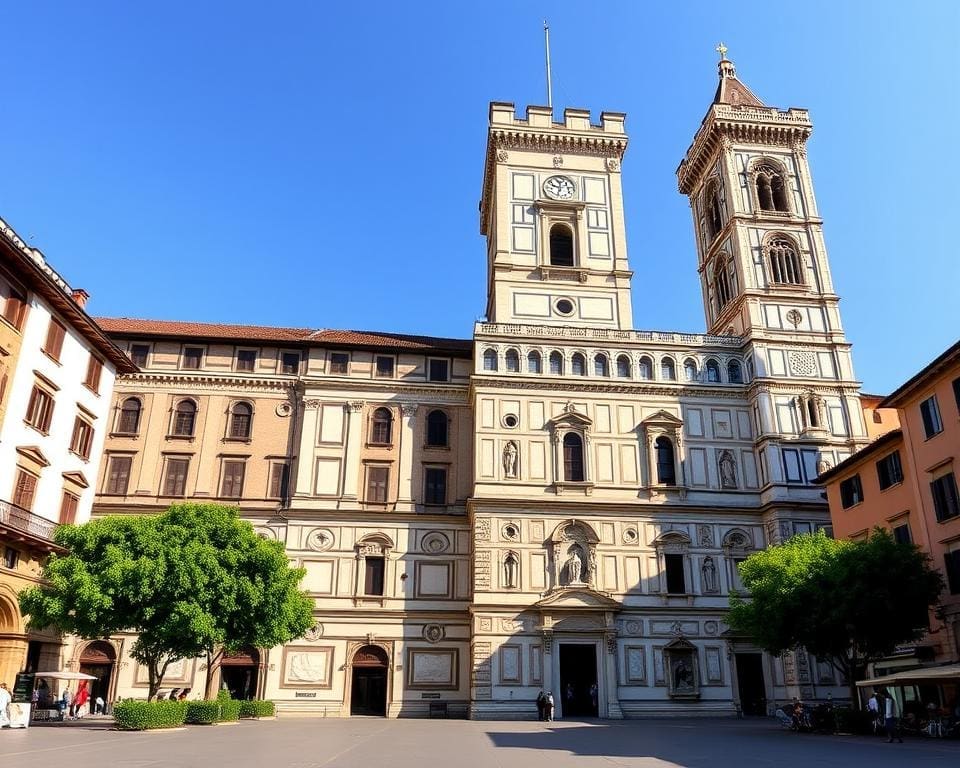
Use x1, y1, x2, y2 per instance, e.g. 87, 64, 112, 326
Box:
0, 217, 134, 692
67, 55, 875, 717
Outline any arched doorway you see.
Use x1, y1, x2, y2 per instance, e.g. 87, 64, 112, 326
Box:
350, 645, 388, 716
220, 646, 260, 700
79, 641, 116, 709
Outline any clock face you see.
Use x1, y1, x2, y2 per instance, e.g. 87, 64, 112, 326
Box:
543, 175, 576, 200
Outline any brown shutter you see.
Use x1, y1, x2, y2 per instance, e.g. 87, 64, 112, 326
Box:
107, 456, 132, 495
221, 460, 246, 498
14, 470, 37, 510
164, 458, 189, 496
44, 320, 66, 360
85, 356, 103, 393
60, 492, 79, 524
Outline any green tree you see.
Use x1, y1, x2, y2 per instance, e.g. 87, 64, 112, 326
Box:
729, 530, 943, 706
20, 504, 314, 700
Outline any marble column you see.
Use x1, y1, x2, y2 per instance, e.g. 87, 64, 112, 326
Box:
341, 401, 364, 500
396, 403, 419, 511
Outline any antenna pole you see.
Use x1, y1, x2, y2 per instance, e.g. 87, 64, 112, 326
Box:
544, 21, 553, 109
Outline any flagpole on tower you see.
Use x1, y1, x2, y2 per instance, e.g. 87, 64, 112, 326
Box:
544, 20, 553, 109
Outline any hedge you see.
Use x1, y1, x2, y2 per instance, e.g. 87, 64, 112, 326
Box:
113, 700, 188, 731
186, 700, 221, 725
239, 700, 275, 718
219, 697, 242, 722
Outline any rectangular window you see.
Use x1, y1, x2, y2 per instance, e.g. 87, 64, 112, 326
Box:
59, 492, 80, 525
931, 472, 960, 522
182, 346, 204, 370
220, 460, 246, 498
945, 551, 960, 595
280, 351, 300, 374
329, 352, 350, 374
664, 553, 686, 594
920, 396, 943, 439
364, 556, 385, 596
25, 385, 55, 432
12, 469, 38, 510
876, 451, 904, 490
375, 355, 395, 378
44, 319, 66, 361
70, 416, 95, 459
366, 466, 389, 503
268, 462, 290, 500
1, 281, 27, 330
428, 358, 449, 382
105, 456, 133, 495
84, 356, 103, 393
163, 457, 190, 496
3, 547, 17, 570
236, 349, 257, 372
839, 474, 864, 509
424, 467, 447, 505
130, 343, 150, 368
892, 522, 912, 545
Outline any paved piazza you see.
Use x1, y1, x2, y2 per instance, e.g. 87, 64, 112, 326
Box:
4, 719, 954, 767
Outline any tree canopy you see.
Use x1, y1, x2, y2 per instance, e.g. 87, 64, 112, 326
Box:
20, 503, 314, 699
728, 530, 943, 704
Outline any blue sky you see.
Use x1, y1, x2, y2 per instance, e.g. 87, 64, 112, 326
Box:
1, 1, 956, 393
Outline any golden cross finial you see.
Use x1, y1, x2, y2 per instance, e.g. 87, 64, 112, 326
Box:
716, 42, 728, 61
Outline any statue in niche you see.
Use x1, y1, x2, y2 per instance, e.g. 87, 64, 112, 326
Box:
701, 556, 719, 593
816, 458, 832, 475
587, 548, 597, 586
697, 524, 714, 548
503, 553, 519, 589
718, 451, 738, 489
673, 659, 693, 692
502, 441, 518, 479
565, 545, 584, 585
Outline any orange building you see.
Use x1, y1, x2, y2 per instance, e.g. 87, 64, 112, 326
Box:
819, 340, 960, 667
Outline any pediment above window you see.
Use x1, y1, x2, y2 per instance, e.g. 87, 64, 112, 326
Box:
640, 410, 683, 428
16, 445, 50, 469
547, 404, 593, 430
534, 586, 621, 612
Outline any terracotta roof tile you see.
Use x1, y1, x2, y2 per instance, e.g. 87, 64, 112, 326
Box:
95, 317, 473, 354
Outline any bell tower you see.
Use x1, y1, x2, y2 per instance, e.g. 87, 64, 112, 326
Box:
479, 103, 633, 329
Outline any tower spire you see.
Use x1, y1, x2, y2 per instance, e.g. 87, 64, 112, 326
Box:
711, 43, 764, 107
544, 21, 553, 109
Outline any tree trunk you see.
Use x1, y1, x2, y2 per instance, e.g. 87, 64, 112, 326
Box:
204, 648, 224, 700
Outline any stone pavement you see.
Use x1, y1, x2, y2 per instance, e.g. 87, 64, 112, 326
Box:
2, 717, 955, 767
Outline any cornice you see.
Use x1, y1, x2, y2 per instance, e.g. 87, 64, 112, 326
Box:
469, 376, 749, 400
474, 322, 744, 351
116, 371, 293, 393
301, 380, 469, 403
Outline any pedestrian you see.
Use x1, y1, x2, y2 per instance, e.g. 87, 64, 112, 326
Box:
168, 688, 180, 701
94, 695, 105, 715
565, 682, 574, 712
544, 691, 554, 722
74, 680, 89, 718
61, 687, 73, 720
0, 682, 11, 728
590, 683, 598, 711
178, 688, 190, 701
868, 690, 881, 735
883, 690, 903, 743
536, 691, 545, 721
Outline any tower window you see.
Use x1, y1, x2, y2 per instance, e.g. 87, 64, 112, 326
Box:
505, 349, 520, 372
767, 237, 803, 285
482, 349, 498, 371
549, 224, 575, 267
705, 182, 724, 240
661, 358, 676, 381
755, 163, 790, 213
370, 407, 393, 445
527, 351, 542, 374
727, 360, 743, 384
594, 355, 609, 377
683, 359, 698, 382
549, 352, 563, 375
616, 355, 631, 378
656, 436, 676, 485
714, 262, 732, 313
562, 433, 585, 482
638, 356, 653, 380
571, 353, 586, 376
706, 359, 721, 383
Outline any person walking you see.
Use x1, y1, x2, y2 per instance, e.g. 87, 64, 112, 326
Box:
536, 691, 545, 721
0, 682, 11, 728
544, 691, 555, 722
883, 690, 903, 743
60, 687, 73, 720
74, 681, 89, 719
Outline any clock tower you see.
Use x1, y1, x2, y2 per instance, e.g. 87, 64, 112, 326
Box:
479, 103, 633, 329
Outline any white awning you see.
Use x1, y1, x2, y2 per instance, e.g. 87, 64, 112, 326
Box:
33, 671, 98, 681
856, 663, 960, 687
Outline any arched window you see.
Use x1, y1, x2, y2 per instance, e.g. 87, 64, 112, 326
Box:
638, 356, 653, 380
426, 410, 449, 447
571, 353, 586, 376
706, 359, 721, 383
594, 354, 609, 377
767, 237, 803, 285
563, 433, 585, 482
117, 397, 142, 434
683, 359, 698, 382
527, 351, 542, 374
705, 182, 724, 240
505, 349, 520, 372
755, 163, 790, 213
772, 174, 789, 212
172, 400, 196, 437
756, 174, 774, 211
482, 348, 498, 371
806, 398, 820, 428
549, 224, 575, 267
655, 436, 676, 485
229, 402, 253, 439
714, 262, 731, 313
661, 358, 676, 381
370, 407, 393, 445
727, 360, 743, 384
549, 352, 564, 375
616, 355, 631, 378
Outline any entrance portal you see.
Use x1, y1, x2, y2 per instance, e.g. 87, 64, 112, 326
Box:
350, 645, 388, 716
559, 644, 598, 718
735, 653, 766, 716
220, 646, 260, 700
79, 641, 116, 709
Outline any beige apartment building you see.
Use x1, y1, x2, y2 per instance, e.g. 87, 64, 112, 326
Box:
64, 53, 876, 718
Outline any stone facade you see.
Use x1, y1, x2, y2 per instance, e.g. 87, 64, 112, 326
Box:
69, 56, 870, 717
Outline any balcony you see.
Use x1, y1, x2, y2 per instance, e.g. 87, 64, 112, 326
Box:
0, 499, 59, 546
